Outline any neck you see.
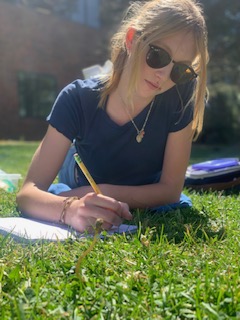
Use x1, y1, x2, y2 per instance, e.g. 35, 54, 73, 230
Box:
116, 71, 154, 113
116, 88, 154, 117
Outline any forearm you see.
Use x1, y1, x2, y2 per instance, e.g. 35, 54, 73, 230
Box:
60, 183, 182, 209
16, 184, 66, 223
102, 183, 182, 209
17, 183, 132, 232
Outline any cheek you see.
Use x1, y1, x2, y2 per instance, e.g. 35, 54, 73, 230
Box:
140, 52, 149, 73
136, 61, 149, 85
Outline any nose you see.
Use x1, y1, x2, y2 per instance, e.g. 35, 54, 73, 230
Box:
154, 63, 174, 83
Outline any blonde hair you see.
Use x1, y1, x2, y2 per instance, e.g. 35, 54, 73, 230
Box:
99, 0, 209, 140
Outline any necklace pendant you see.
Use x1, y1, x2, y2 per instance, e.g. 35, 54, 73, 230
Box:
136, 130, 145, 143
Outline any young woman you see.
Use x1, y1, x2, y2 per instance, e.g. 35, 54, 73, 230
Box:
17, 0, 209, 232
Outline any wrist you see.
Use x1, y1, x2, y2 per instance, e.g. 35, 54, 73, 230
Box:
59, 196, 79, 224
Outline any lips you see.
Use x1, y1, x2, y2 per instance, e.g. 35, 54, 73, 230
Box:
145, 79, 160, 90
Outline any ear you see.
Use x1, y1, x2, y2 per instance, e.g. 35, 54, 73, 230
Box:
125, 27, 136, 51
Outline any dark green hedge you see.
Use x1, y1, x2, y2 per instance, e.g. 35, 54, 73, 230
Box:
198, 83, 240, 144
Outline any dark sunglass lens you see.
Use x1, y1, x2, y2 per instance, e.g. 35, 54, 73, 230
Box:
171, 64, 196, 84
146, 46, 171, 69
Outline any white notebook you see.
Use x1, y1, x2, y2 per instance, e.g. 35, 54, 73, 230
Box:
0, 217, 137, 243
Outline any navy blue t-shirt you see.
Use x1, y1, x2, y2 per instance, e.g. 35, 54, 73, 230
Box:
47, 78, 194, 186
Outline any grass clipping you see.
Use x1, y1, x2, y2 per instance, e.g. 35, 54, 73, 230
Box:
75, 218, 103, 280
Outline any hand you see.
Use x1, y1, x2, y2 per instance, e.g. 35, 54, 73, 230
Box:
64, 192, 132, 233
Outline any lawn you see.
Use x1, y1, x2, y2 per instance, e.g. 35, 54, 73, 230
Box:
0, 141, 239, 319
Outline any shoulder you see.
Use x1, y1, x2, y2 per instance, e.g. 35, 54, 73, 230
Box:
63, 78, 102, 95
153, 82, 195, 132
58, 78, 102, 107
47, 79, 102, 141
176, 80, 196, 99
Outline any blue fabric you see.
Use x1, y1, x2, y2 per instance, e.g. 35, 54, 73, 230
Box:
58, 145, 78, 189
47, 78, 194, 188
150, 193, 192, 213
48, 183, 71, 195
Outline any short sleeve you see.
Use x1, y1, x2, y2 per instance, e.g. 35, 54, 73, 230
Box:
47, 81, 84, 142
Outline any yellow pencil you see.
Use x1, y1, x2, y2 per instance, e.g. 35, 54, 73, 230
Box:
74, 153, 102, 194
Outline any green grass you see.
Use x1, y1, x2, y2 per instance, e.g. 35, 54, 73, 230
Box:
0, 140, 38, 177
0, 141, 240, 319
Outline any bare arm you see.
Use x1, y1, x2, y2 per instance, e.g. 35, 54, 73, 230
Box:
16, 125, 132, 232
59, 122, 193, 209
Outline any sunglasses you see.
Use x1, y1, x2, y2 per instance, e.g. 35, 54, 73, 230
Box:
146, 44, 198, 85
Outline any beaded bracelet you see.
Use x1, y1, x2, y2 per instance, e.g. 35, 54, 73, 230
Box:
59, 196, 80, 224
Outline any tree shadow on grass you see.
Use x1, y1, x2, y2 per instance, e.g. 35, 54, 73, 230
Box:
132, 206, 226, 244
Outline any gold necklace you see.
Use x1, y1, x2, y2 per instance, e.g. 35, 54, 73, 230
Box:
120, 95, 155, 143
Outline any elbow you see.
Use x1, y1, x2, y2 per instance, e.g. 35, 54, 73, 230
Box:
165, 185, 183, 204
16, 184, 30, 212
173, 186, 183, 203
173, 194, 182, 204
16, 189, 24, 211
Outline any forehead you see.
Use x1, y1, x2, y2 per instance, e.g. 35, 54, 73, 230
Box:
154, 31, 197, 63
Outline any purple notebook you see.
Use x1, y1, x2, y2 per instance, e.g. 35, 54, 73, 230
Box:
191, 158, 239, 171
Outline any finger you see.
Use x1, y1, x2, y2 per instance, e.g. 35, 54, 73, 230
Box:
84, 193, 132, 221
73, 216, 111, 234
79, 203, 122, 226
84, 221, 113, 233
101, 221, 113, 230
73, 216, 96, 233
117, 201, 132, 221
83, 218, 113, 232
93, 206, 123, 226
73, 195, 121, 226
